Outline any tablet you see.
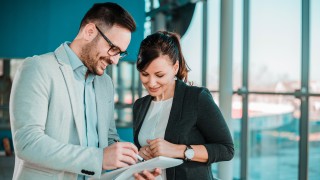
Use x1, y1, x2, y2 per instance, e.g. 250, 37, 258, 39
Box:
97, 156, 183, 180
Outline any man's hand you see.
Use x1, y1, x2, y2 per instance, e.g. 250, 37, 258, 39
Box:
134, 168, 161, 180
102, 142, 138, 170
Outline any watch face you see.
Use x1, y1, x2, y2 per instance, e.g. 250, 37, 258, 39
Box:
185, 149, 195, 159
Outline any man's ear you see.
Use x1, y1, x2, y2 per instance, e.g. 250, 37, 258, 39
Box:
82, 23, 97, 41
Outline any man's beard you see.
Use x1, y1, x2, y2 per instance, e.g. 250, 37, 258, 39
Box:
80, 42, 112, 76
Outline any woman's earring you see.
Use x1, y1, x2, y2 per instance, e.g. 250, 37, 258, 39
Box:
174, 76, 177, 80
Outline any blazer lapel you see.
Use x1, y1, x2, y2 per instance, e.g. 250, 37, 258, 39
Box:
164, 80, 186, 143
54, 45, 84, 146
94, 76, 113, 148
134, 95, 152, 148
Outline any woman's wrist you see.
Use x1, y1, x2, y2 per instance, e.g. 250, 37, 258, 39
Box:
175, 144, 187, 159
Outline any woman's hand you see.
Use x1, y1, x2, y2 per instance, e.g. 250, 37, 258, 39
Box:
147, 138, 185, 158
139, 145, 154, 160
134, 168, 161, 180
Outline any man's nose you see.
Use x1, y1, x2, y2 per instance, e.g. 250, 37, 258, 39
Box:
110, 54, 120, 65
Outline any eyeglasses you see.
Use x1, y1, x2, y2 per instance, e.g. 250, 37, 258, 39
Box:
95, 26, 128, 59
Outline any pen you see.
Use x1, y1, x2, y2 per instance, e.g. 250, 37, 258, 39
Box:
136, 154, 145, 162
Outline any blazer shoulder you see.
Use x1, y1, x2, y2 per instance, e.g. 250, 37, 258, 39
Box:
185, 85, 210, 97
133, 95, 150, 108
25, 52, 57, 64
21, 52, 59, 73
18, 52, 57, 75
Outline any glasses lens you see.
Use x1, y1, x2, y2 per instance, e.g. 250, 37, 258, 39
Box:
119, 52, 128, 59
108, 46, 121, 56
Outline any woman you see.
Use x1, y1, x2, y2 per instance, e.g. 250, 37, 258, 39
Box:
133, 31, 234, 180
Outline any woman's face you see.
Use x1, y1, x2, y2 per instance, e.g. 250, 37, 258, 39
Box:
139, 55, 179, 101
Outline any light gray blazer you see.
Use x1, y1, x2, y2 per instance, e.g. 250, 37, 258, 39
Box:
10, 44, 118, 180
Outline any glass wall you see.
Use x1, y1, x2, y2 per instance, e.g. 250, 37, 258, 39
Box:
248, 94, 299, 179
308, 1, 320, 179
249, 0, 301, 92
309, 97, 320, 179
310, 0, 320, 94
0, 59, 24, 129
232, 94, 242, 179
112, 61, 142, 127
181, 2, 203, 86
207, 0, 220, 90
233, 0, 243, 91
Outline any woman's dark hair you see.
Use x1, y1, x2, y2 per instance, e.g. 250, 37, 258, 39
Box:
137, 31, 190, 83
80, 2, 136, 32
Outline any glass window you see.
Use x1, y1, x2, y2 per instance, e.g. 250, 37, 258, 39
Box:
232, 94, 242, 179
112, 61, 139, 127
181, 2, 203, 86
233, 0, 243, 91
0, 60, 3, 76
310, 0, 320, 94
309, 96, 320, 179
248, 94, 299, 179
207, 0, 220, 91
249, 0, 301, 92
0, 59, 24, 129
207, 0, 242, 91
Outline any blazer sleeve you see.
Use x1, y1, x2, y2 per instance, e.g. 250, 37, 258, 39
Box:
10, 58, 103, 178
196, 88, 234, 164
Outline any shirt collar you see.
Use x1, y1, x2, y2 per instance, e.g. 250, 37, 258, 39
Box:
63, 42, 84, 71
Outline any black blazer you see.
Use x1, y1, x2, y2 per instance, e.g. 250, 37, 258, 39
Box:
133, 80, 234, 180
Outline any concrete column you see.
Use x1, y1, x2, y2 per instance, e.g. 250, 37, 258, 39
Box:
218, 0, 234, 180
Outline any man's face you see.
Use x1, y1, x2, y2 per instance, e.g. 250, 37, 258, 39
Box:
80, 25, 131, 76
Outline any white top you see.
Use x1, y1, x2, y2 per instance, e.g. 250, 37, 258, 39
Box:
138, 98, 173, 180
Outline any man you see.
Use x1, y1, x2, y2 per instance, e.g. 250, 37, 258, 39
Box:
10, 2, 159, 180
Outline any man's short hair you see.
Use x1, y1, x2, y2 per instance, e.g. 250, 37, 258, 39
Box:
80, 2, 136, 32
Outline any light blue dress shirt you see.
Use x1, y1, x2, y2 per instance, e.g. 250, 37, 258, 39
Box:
63, 42, 99, 179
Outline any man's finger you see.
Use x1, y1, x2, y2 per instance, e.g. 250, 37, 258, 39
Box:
121, 148, 138, 162
117, 142, 138, 153
114, 161, 130, 169
120, 154, 137, 165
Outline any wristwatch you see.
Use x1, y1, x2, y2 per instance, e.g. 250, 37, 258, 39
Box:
184, 145, 194, 161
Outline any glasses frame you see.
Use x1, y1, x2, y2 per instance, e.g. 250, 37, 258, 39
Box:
95, 25, 128, 59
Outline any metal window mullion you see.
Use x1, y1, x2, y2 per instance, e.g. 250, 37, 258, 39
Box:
241, 0, 250, 179
202, 0, 208, 87
299, 0, 310, 179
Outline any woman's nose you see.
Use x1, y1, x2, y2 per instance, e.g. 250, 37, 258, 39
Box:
148, 78, 157, 87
